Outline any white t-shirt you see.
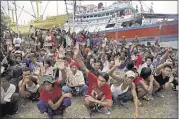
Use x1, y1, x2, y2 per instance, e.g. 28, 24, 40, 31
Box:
18, 80, 39, 93
13, 37, 22, 47
1, 84, 16, 103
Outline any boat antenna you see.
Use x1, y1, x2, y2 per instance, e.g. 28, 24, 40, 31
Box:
12, 2, 36, 18
7, 1, 10, 17
14, 0, 19, 34
140, 1, 152, 13
17, 6, 24, 21
64, 0, 69, 20
30, 0, 36, 18
42, 1, 49, 19
139, 0, 144, 13
56, 1, 58, 15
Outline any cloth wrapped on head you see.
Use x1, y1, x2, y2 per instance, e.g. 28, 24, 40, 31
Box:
70, 62, 79, 68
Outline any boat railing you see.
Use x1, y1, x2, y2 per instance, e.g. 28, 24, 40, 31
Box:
76, 3, 131, 16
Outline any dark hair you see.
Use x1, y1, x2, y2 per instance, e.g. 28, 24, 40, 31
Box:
29, 75, 38, 85
126, 61, 134, 70
1, 72, 11, 82
99, 72, 109, 82
140, 67, 152, 79
145, 55, 153, 62
132, 68, 138, 74
23, 67, 30, 72
44, 59, 52, 67
164, 65, 172, 70
8, 58, 16, 66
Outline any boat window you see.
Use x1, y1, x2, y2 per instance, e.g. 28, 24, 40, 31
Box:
94, 15, 97, 17
106, 13, 109, 16
105, 23, 115, 28
87, 16, 89, 18
120, 10, 125, 16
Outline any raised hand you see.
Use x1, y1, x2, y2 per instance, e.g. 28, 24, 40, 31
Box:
114, 58, 121, 67
74, 43, 80, 56
165, 61, 173, 66
57, 60, 65, 70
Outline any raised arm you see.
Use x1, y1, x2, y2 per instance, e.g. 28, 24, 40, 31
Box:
155, 62, 173, 76
160, 48, 171, 62
108, 59, 124, 81
73, 43, 89, 76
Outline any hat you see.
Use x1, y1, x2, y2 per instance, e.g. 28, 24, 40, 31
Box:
70, 62, 79, 68
40, 75, 55, 84
125, 71, 136, 78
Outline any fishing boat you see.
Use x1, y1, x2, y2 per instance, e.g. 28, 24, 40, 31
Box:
64, 1, 178, 48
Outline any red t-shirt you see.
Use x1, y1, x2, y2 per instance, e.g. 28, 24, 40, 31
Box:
135, 54, 143, 68
51, 35, 55, 48
134, 77, 143, 85
40, 81, 62, 103
87, 71, 112, 100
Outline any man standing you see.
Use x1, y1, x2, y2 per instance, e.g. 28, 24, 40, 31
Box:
13, 33, 21, 50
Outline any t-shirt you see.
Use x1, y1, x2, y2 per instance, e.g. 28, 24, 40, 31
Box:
134, 77, 143, 85
154, 73, 169, 86
87, 71, 112, 100
135, 54, 143, 68
40, 82, 62, 103
13, 37, 21, 47
1, 84, 16, 103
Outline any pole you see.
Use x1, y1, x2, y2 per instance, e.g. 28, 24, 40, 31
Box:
57, 1, 58, 15
72, 0, 75, 32
18, 6, 24, 21
36, 0, 39, 20
11, 10, 15, 24
7, 1, 10, 17
12, 2, 35, 18
14, 0, 19, 34
30, 0, 36, 18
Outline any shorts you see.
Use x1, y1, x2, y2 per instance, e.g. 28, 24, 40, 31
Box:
37, 97, 71, 118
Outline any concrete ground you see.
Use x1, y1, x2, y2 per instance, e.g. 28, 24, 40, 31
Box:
4, 90, 178, 118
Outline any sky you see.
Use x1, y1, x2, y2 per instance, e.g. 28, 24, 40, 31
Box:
1, 1, 178, 25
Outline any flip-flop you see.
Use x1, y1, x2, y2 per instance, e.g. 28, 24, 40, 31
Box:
84, 114, 91, 119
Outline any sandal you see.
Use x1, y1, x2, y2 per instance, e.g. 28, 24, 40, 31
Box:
137, 99, 143, 107
142, 95, 150, 101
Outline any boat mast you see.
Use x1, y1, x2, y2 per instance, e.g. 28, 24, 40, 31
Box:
9, 8, 15, 25
18, 6, 24, 21
14, 0, 19, 34
57, 1, 58, 15
7, 1, 10, 17
36, 0, 40, 20
30, 0, 36, 18
72, 0, 76, 31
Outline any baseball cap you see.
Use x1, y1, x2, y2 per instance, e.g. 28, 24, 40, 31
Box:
125, 71, 136, 78
40, 75, 55, 84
